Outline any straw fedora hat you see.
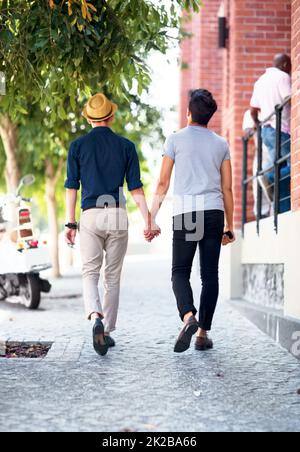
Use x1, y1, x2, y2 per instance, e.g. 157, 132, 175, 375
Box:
83, 93, 118, 122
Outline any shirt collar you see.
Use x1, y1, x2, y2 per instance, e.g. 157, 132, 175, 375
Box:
188, 125, 211, 132
91, 126, 112, 132
266, 67, 282, 74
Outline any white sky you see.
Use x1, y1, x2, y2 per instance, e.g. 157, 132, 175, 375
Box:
145, 44, 180, 137
141, 38, 180, 174
135, 0, 182, 175
143, 0, 181, 134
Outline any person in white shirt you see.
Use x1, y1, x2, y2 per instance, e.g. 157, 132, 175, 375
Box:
250, 54, 292, 213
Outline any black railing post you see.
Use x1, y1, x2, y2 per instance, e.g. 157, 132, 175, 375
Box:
274, 105, 282, 234
242, 137, 248, 237
256, 123, 263, 235
241, 96, 291, 236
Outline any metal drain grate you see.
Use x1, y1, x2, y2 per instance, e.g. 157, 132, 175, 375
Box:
0, 341, 52, 359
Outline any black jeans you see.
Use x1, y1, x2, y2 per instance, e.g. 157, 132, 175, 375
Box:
172, 210, 224, 331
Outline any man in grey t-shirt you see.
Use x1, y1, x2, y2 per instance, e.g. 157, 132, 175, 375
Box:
164, 117, 231, 216
147, 89, 235, 354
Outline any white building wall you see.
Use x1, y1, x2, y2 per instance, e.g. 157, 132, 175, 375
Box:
221, 211, 300, 320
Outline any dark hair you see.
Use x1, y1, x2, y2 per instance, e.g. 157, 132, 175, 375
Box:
189, 89, 218, 125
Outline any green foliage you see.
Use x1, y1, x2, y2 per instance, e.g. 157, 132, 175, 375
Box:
0, 0, 202, 123
16, 93, 163, 222
0, 0, 201, 225
0, 138, 5, 191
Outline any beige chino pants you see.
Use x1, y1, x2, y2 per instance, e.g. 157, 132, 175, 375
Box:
80, 208, 129, 333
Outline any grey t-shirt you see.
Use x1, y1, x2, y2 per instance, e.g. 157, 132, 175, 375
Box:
164, 126, 231, 216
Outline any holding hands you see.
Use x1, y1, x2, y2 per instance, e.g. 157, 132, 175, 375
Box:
144, 213, 161, 243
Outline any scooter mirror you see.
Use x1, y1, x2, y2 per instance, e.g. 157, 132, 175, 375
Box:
22, 175, 35, 186
16, 174, 35, 196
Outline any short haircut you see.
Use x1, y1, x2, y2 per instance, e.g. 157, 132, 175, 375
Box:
189, 89, 218, 125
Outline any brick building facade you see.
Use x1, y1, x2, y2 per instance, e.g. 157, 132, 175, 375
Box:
180, 1, 223, 133
180, 0, 300, 323
291, 0, 300, 211
180, 0, 293, 226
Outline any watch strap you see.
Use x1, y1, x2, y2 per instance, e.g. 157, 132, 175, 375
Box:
65, 222, 78, 230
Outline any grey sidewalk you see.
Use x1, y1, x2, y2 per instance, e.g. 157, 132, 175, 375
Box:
0, 256, 299, 432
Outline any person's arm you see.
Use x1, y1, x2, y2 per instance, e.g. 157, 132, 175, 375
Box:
220, 159, 235, 246
130, 187, 150, 225
65, 189, 78, 245
250, 107, 260, 127
126, 144, 160, 240
64, 142, 80, 245
150, 133, 175, 227
250, 82, 261, 127
148, 156, 174, 238
130, 187, 161, 242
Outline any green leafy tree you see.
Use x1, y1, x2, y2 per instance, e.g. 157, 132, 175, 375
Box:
0, 0, 201, 276
15, 95, 162, 276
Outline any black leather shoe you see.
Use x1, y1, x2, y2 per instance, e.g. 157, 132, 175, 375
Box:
195, 336, 214, 351
174, 316, 199, 353
105, 336, 116, 348
93, 319, 109, 356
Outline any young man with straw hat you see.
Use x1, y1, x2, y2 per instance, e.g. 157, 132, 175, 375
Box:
64, 93, 160, 356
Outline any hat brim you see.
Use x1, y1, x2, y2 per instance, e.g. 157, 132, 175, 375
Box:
82, 102, 118, 121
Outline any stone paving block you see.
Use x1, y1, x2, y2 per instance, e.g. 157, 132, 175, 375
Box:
0, 258, 299, 432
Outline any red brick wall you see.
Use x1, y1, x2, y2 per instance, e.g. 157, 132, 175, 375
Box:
291, 0, 300, 211
180, 12, 201, 129
197, 0, 223, 132
221, 0, 291, 227
180, 2, 223, 132
180, 0, 293, 226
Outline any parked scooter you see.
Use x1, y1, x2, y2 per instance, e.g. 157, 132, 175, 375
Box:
0, 175, 52, 309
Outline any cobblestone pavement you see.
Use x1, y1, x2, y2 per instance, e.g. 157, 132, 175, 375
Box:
0, 255, 300, 432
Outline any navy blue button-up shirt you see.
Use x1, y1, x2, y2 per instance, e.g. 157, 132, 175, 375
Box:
64, 127, 143, 210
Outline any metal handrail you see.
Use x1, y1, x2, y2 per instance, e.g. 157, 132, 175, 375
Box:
242, 96, 291, 236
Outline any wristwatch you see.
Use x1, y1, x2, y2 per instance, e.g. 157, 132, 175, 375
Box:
65, 222, 78, 230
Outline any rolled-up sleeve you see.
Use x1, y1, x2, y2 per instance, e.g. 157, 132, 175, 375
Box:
64, 142, 80, 190
126, 144, 143, 191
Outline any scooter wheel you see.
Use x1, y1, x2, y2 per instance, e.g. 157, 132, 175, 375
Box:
21, 274, 41, 310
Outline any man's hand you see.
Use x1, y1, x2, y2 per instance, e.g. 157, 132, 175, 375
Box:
144, 229, 161, 243
144, 216, 161, 243
65, 189, 78, 246
244, 127, 255, 139
222, 228, 236, 246
65, 228, 77, 246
